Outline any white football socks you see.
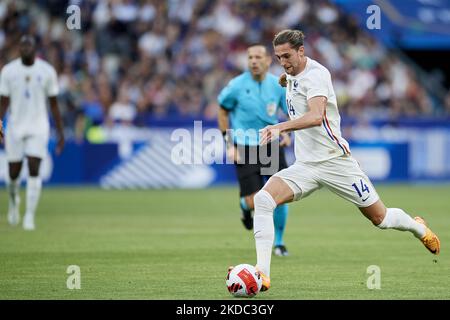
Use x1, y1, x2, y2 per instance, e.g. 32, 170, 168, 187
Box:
7, 178, 21, 225
26, 176, 42, 217
253, 190, 277, 277
7, 178, 20, 207
377, 208, 426, 238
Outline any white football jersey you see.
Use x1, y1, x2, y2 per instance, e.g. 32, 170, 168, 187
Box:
0, 58, 59, 137
285, 57, 350, 163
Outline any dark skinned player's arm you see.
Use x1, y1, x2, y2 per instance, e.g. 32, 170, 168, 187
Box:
49, 96, 65, 154
0, 95, 10, 142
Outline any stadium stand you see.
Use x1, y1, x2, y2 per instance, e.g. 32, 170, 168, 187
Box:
0, 0, 449, 142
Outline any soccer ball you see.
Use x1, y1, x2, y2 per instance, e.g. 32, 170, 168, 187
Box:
226, 264, 262, 297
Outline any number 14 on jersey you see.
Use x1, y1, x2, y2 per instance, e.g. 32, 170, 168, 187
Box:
352, 179, 370, 201
287, 98, 295, 116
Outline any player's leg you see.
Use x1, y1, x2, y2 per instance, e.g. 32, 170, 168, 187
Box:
254, 162, 320, 290
242, 194, 255, 210
273, 204, 288, 255
240, 190, 257, 230
320, 155, 440, 254
359, 199, 424, 236
22, 134, 47, 230
348, 161, 441, 254
5, 131, 25, 225
359, 200, 440, 254
7, 162, 23, 225
239, 144, 290, 253
253, 176, 293, 290
270, 147, 290, 256
235, 158, 262, 230
23, 156, 42, 230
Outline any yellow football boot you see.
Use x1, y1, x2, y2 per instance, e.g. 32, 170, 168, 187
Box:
255, 267, 271, 292
414, 216, 440, 255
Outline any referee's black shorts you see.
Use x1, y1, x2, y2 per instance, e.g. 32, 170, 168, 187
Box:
234, 141, 288, 197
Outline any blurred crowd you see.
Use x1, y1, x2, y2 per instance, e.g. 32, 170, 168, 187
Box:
0, 0, 449, 140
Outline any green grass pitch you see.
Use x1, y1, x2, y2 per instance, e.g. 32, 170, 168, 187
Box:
0, 185, 449, 299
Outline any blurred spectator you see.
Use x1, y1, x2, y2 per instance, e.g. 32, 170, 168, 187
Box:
108, 84, 136, 126
444, 91, 450, 116
77, 80, 105, 139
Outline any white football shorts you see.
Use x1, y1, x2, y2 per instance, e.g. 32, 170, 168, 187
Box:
274, 154, 380, 208
5, 130, 49, 162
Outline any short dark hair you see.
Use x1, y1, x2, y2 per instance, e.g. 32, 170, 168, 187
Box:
247, 43, 270, 56
20, 35, 36, 47
272, 29, 304, 50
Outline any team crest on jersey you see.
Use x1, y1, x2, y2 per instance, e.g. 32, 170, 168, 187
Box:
266, 102, 277, 116
25, 75, 30, 82
289, 79, 299, 94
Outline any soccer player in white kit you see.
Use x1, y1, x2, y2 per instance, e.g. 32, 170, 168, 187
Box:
251, 30, 440, 291
0, 35, 65, 230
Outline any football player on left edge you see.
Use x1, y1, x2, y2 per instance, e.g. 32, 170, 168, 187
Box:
0, 35, 65, 230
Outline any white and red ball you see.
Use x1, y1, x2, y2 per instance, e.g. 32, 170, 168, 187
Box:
226, 264, 262, 297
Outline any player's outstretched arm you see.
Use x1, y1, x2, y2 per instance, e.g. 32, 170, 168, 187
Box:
49, 96, 65, 155
259, 96, 327, 145
0, 95, 9, 143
